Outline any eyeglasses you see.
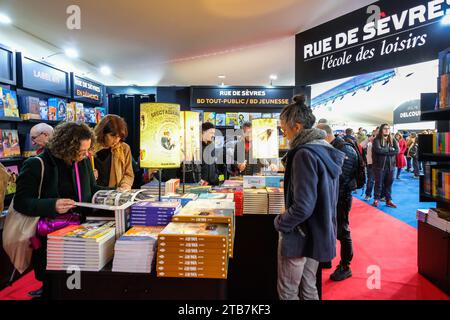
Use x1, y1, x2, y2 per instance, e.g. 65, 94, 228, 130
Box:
31, 132, 44, 141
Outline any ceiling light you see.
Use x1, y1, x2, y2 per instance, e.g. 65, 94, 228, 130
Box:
218, 75, 226, 79
269, 74, 278, 80
442, 12, 450, 25
0, 13, 12, 24
100, 65, 112, 76
64, 48, 79, 59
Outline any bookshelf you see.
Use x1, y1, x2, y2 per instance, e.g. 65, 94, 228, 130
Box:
417, 48, 450, 295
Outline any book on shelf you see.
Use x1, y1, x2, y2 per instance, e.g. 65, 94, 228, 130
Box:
85, 107, 96, 123
215, 114, 226, 126
4, 165, 18, 195
0, 87, 19, 118
95, 107, 106, 123
75, 102, 85, 122
203, 112, 216, 124
429, 168, 450, 200
66, 102, 76, 122
225, 113, 239, 126
432, 132, 450, 154
0, 129, 21, 158
39, 100, 48, 120
22, 133, 39, 158
48, 104, 57, 121
19, 96, 41, 120
237, 113, 249, 126
48, 98, 67, 121
438, 49, 450, 109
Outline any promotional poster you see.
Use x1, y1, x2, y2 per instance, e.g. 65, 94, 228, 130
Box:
251, 118, 279, 159
140, 103, 181, 168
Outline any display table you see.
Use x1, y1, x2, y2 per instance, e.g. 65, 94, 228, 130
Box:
46, 263, 227, 300
45, 214, 322, 300
418, 221, 450, 295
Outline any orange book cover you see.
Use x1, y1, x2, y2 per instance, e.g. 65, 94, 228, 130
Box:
157, 271, 227, 279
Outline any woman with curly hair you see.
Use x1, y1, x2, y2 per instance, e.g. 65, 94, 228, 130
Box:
93, 115, 134, 191
13, 122, 104, 299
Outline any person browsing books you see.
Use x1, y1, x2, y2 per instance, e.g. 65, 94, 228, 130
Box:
30, 123, 54, 155
13, 122, 105, 298
274, 95, 344, 300
200, 122, 220, 186
93, 115, 134, 191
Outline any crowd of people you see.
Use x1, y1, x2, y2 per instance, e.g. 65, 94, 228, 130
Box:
1, 96, 431, 301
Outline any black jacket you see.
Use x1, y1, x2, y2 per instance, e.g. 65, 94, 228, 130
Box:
372, 137, 399, 170
274, 142, 345, 262
201, 142, 220, 186
229, 140, 263, 176
14, 148, 104, 218
331, 137, 358, 193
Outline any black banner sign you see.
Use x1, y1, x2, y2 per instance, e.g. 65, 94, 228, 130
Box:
296, 0, 450, 85
72, 74, 104, 105
0, 45, 15, 85
394, 100, 421, 124
17, 53, 70, 97
190, 86, 294, 108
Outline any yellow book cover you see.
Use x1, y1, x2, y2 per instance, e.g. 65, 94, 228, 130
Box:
226, 113, 239, 126
140, 103, 181, 168
203, 112, 216, 124
251, 118, 279, 159
432, 168, 437, 197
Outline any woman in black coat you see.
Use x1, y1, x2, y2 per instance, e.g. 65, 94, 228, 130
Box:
14, 122, 104, 298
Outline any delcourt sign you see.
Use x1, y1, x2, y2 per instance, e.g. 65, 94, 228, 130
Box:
190, 86, 294, 108
296, 0, 450, 85
393, 100, 421, 124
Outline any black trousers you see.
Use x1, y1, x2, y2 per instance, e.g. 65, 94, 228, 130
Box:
374, 167, 394, 201
337, 191, 353, 266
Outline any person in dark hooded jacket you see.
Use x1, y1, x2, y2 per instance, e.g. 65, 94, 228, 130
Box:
274, 95, 345, 300
200, 122, 220, 186
318, 124, 358, 282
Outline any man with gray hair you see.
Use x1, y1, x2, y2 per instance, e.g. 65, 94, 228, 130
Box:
30, 123, 54, 155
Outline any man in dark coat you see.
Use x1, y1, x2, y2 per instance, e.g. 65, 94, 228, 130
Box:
200, 122, 220, 186
274, 95, 345, 300
318, 124, 358, 282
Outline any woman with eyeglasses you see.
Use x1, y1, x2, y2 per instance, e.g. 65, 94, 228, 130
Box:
93, 115, 134, 191
13, 122, 104, 298
372, 124, 399, 208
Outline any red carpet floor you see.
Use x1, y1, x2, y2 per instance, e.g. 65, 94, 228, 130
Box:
323, 198, 449, 300
1, 198, 448, 300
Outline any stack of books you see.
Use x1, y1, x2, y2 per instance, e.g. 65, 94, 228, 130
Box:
112, 226, 164, 273
165, 179, 180, 194
428, 168, 450, 200
172, 203, 235, 258
267, 187, 285, 214
141, 180, 166, 197
243, 189, 268, 214
198, 193, 234, 201
243, 176, 266, 189
234, 190, 243, 216
130, 201, 181, 227
176, 185, 211, 194
416, 209, 428, 223
46, 221, 116, 271
157, 222, 229, 279
427, 208, 450, 232
161, 193, 198, 207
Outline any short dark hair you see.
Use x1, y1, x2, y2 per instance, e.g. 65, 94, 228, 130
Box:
318, 118, 328, 124
345, 128, 354, 136
201, 122, 215, 132
280, 95, 315, 130
242, 122, 252, 130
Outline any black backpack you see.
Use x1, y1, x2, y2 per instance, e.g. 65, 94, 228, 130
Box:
344, 138, 366, 190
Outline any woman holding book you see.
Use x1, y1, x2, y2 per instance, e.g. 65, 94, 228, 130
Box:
13, 122, 104, 298
93, 115, 134, 191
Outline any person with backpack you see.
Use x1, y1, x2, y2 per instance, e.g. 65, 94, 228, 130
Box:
372, 124, 399, 208
317, 124, 358, 281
